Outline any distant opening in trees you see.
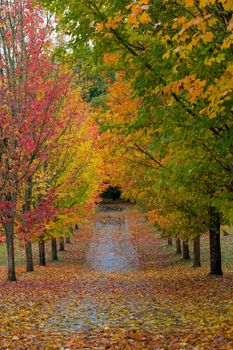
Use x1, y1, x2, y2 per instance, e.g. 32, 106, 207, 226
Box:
101, 186, 121, 201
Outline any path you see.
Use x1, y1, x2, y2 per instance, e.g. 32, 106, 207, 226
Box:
43, 204, 182, 349
37, 204, 233, 349
86, 205, 139, 272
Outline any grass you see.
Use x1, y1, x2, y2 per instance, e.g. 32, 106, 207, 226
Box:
0, 221, 232, 274
0, 240, 68, 268
160, 232, 233, 270
0, 245, 7, 266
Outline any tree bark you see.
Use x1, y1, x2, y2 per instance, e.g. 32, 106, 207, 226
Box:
25, 241, 34, 272
59, 237, 65, 251
51, 238, 58, 260
24, 177, 34, 272
209, 206, 223, 275
176, 239, 182, 254
39, 239, 46, 266
167, 237, 173, 246
5, 220, 16, 281
66, 235, 71, 244
182, 241, 190, 260
193, 235, 201, 267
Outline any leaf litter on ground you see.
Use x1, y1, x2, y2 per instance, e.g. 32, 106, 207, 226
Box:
0, 204, 232, 349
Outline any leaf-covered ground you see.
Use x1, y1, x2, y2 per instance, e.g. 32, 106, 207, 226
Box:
0, 204, 232, 349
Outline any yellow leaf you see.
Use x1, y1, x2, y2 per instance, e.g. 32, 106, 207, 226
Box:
199, 0, 206, 8
226, 63, 233, 75
127, 14, 138, 26
163, 51, 170, 59
216, 53, 225, 63
161, 34, 170, 43
221, 0, 233, 11
203, 31, 214, 43
178, 16, 187, 24
139, 12, 151, 24
185, 0, 194, 6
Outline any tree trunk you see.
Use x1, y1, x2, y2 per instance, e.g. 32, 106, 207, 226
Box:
66, 236, 71, 244
182, 241, 190, 260
51, 238, 58, 260
24, 177, 34, 272
5, 220, 16, 281
193, 235, 201, 267
59, 237, 65, 251
176, 239, 182, 254
39, 239, 46, 266
209, 206, 223, 275
168, 237, 173, 246
25, 241, 34, 272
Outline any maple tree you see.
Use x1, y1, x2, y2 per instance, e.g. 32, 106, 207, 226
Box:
42, 0, 233, 275
0, 0, 68, 280
0, 1, 100, 280
37, 87, 103, 265
0, 0, 231, 348
13, 76, 103, 272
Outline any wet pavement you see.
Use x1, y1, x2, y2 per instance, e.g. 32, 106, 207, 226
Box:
86, 208, 139, 273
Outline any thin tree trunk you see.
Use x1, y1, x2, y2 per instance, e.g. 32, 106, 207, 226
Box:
176, 239, 182, 254
25, 241, 34, 272
209, 206, 223, 275
182, 241, 190, 260
39, 239, 46, 266
168, 237, 173, 246
5, 220, 16, 281
59, 237, 65, 251
51, 238, 58, 260
193, 235, 201, 267
24, 177, 34, 272
66, 236, 71, 244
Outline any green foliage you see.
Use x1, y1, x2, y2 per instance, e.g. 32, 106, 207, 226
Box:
40, 0, 233, 263
101, 186, 121, 200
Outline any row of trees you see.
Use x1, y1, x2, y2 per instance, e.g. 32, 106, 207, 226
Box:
42, 0, 233, 275
0, 0, 102, 281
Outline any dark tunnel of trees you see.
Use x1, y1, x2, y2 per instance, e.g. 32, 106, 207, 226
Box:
101, 186, 121, 200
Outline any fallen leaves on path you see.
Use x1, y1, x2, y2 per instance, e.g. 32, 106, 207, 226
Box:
0, 205, 232, 349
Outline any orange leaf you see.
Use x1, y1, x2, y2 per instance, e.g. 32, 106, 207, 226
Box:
139, 12, 151, 24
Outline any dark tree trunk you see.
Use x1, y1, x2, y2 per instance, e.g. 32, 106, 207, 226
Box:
167, 237, 173, 246
5, 220, 16, 281
176, 239, 182, 254
59, 237, 65, 251
39, 239, 46, 266
209, 206, 223, 275
193, 235, 201, 267
182, 241, 190, 260
25, 241, 34, 272
51, 238, 58, 260
24, 177, 34, 272
66, 236, 71, 244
